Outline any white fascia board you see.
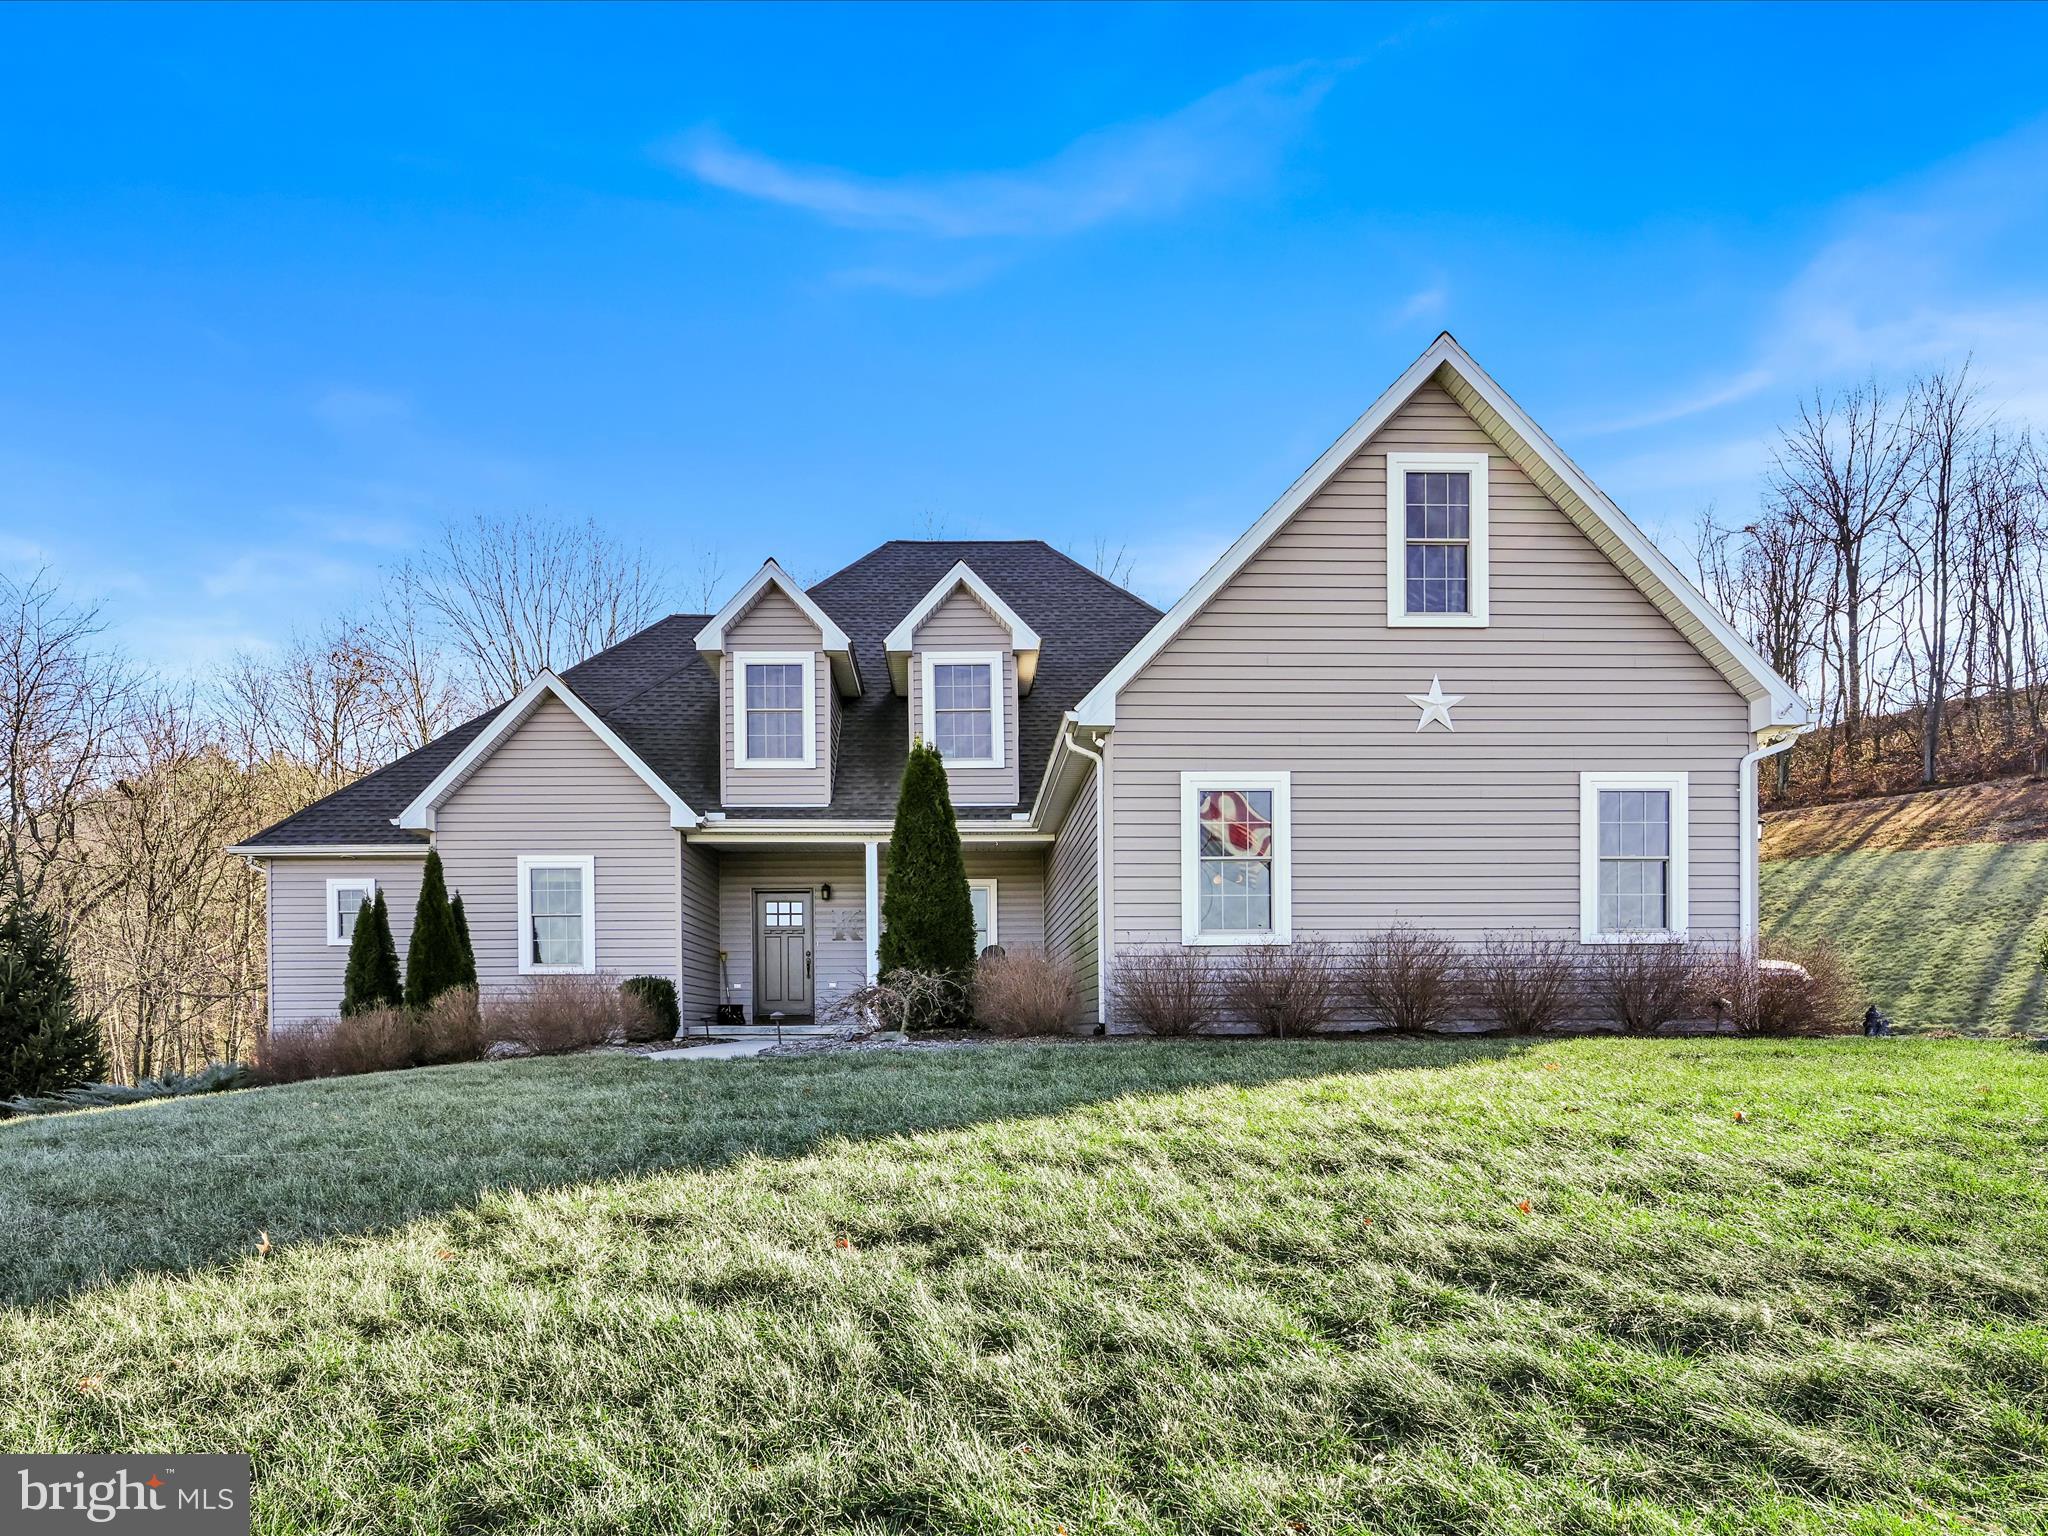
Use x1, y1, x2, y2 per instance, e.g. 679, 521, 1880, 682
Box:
693, 558, 858, 694
883, 562, 1042, 694
1073, 332, 1809, 729
226, 844, 430, 859
394, 670, 701, 831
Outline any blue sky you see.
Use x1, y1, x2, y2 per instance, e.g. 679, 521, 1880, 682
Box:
4, 2, 2047, 670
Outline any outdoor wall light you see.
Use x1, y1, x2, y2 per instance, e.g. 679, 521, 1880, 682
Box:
819, 882, 833, 901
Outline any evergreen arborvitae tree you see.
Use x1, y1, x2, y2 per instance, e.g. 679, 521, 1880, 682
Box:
405, 850, 468, 1011
878, 741, 977, 1025
342, 891, 403, 1016
0, 898, 107, 1102
450, 892, 478, 990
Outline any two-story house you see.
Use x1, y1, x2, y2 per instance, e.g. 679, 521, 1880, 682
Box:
233, 335, 1809, 1031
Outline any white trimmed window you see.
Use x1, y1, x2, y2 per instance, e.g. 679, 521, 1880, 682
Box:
1385, 451, 1490, 627
968, 878, 998, 955
326, 878, 376, 946
732, 652, 816, 767
1580, 773, 1689, 942
920, 651, 1003, 768
517, 855, 596, 973
1180, 770, 1292, 945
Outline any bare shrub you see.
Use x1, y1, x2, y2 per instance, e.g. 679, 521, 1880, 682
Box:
1349, 926, 1463, 1033
830, 968, 970, 1034
415, 986, 484, 1065
974, 946, 1079, 1037
1586, 940, 1699, 1035
1226, 940, 1343, 1038
250, 1008, 413, 1084
1471, 931, 1581, 1035
1701, 940, 1858, 1036
485, 973, 650, 1055
1111, 946, 1220, 1037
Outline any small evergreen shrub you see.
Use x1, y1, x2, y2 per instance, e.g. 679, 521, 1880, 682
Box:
450, 892, 479, 989
405, 849, 468, 1012
620, 976, 681, 1041
342, 890, 403, 1016
1471, 931, 1582, 1035
973, 947, 1078, 1037
1348, 926, 1464, 1033
0, 898, 106, 1105
878, 741, 977, 1026
1111, 947, 1219, 1037
1226, 940, 1344, 1037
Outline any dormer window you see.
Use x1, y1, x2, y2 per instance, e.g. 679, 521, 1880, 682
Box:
921, 651, 1003, 767
1385, 452, 1489, 627
732, 652, 817, 767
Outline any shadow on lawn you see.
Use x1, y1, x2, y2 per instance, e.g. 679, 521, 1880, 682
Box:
0, 1037, 1538, 1309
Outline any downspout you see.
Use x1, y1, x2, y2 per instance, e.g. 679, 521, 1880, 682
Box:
1059, 724, 1110, 1030
1738, 724, 1811, 942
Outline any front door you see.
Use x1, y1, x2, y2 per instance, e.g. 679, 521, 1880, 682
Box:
753, 891, 814, 1019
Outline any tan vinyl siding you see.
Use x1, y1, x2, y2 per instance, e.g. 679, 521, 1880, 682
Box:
1044, 765, 1100, 1022
264, 858, 426, 1027
723, 587, 832, 807
680, 840, 721, 1023
910, 587, 1020, 807
434, 696, 681, 991
967, 847, 1046, 953
1108, 380, 1750, 955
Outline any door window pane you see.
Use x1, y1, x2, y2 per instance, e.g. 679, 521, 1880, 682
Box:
969, 884, 992, 954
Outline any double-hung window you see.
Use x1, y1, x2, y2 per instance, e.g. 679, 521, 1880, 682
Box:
732, 652, 816, 768
518, 855, 596, 973
1385, 452, 1490, 626
1579, 773, 1689, 942
1180, 770, 1292, 945
326, 877, 376, 946
920, 651, 1003, 767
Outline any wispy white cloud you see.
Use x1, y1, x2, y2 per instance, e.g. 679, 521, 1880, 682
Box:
1586, 115, 2048, 436
1390, 280, 1449, 327
667, 62, 1343, 242
201, 549, 371, 600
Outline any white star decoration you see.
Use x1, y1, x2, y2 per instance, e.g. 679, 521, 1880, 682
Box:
1406, 675, 1464, 732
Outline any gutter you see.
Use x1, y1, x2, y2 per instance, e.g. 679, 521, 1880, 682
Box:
1738, 724, 1812, 941
1058, 722, 1110, 1030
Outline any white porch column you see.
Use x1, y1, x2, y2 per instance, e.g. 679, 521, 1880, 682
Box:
864, 839, 881, 983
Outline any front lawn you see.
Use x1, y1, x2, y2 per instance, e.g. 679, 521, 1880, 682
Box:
4, 1040, 2045, 1534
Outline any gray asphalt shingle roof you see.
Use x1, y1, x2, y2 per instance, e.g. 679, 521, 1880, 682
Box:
239, 540, 1160, 849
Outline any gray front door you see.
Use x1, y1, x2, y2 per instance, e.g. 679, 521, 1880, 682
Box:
753, 891, 814, 1018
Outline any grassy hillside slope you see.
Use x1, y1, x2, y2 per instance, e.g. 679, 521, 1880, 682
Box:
6, 1042, 2047, 1535
1762, 776, 2048, 1033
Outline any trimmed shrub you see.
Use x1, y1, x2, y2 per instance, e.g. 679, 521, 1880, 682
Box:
0, 897, 106, 1104
1701, 940, 1858, 1036
1587, 940, 1699, 1035
342, 889, 403, 1016
251, 1010, 413, 1084
1349, 925, 1463, 1033
974, 947, 1079, 1037
414, 986, 484, 1065
620, 976, 681, 1041
1472, 931, 1581, 1035
405, 849, 469, 1012
1112, 946, 1219, 1037
1226, 940, 1343, 1037
486, 973, 651, 1055
878, 741, 977, 1025
450, 892, 479, 990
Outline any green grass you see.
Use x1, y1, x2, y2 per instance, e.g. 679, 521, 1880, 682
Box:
1763, 840, 2048, 1033
4, 1041, 2047, 1534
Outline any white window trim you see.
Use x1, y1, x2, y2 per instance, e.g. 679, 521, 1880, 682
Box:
325, 877, 377, 946
920, 650, 1005, 769
1579, 772, 1689, 944
1180, 770, 1292, 946
731, 651, 817, 769
1385, 451, 1490, 628
968, 877, 999, 952
517, 854, 597, 975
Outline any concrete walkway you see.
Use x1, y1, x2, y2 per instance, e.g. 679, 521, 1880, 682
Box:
643, 1037, 778, 1062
